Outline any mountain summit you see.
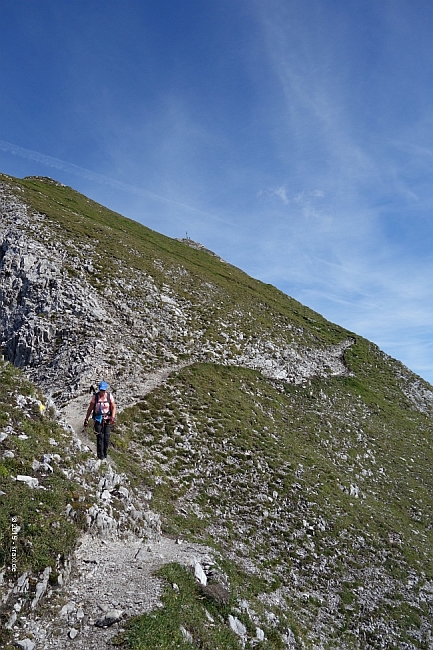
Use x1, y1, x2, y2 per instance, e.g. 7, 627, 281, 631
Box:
1, 173, 433, 649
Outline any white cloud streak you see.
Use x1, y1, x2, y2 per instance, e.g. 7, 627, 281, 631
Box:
0, 139, 229, 223
241, 2, 433, 382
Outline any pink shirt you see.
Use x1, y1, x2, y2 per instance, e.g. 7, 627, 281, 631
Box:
92, 392, 114, 416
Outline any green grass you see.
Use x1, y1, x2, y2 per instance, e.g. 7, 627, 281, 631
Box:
0, 172, 351, 352
113, 563, 287, 650
0, 359, 91, 643
110, 359, 433, 648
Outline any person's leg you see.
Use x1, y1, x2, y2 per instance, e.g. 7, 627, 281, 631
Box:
94, 421, 104, 459
102, 422, 111, 458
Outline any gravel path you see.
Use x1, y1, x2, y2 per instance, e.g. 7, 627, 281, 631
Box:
13, 364, 212, 650
59, 362, 191, 452
24, 533, 212, 649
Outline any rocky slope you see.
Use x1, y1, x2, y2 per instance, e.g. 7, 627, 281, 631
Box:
0, 177, 354, 408
1, 173, 433, 649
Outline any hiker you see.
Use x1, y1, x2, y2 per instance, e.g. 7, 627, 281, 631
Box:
84, 381, 116, 460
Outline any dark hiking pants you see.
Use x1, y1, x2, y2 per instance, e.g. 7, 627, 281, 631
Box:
94, 420, 111, 459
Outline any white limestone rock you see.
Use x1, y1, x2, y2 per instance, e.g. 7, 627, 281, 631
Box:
180, 626, 193, 642
16, 475, 39, 489
194, 561, 207, 586
228, 615, 247, 637
14, 639, 35, 650
31, 567, 51, 609
60, 600, 77, 618
256, 627, 265, 641
95, 608, 124, 627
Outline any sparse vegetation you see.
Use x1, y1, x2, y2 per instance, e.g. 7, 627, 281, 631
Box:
0, 359, 92, 644
113, 563, 238, 650
112, 359, 433, 647
1, 173, 433, 648
0, 360, 86, 578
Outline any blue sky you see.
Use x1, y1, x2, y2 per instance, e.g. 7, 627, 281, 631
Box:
1, 0, 433, 384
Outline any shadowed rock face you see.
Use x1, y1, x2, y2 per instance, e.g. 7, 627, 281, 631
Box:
0, 231, 92, 368
0, 187, 105, 397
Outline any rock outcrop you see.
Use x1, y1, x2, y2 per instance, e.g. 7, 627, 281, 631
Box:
1, 181, 355, 412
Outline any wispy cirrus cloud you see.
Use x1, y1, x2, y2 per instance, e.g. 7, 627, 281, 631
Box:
240, 3, 433, 382
0, 139, 228, 223
273, 185, 289, 204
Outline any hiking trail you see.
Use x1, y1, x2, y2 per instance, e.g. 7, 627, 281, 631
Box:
15, 363, 213, 650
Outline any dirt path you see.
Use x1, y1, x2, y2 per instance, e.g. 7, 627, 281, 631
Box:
14, 362, 213, 650
59, 361, 191, 455
24, 533, 213, 649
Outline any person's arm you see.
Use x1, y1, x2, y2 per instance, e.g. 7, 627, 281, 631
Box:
84, 397, 95, 426
110, 396, 116, 421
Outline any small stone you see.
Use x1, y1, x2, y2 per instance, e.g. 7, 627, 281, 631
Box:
129, 507, 142, 521
16, 475, 39, 489
5, 611, 17, 629
194, 561, 207, 586
180, 626, 193, 642
31, 567, 51, 608
69, 628, 79, 639
14, 639, 35, 650
228, 615, 246, 637
172, 583, 179, 592
205, 609, 214, 623
95, 608, 123, 627
256, 627, 265, 641
350, 484, 359, 498
60, 601, 77, 617
282, 628, 297, 647
3, 450, 14, 458
16, 572, 28, 590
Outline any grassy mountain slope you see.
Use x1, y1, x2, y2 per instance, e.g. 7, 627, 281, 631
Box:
1, 173, 433, 649
1, 173, 357, 406
0, 358, 89, 646
112, 360, 433, 648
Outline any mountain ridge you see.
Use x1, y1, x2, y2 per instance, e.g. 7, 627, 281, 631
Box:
1, 173, 433, 649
